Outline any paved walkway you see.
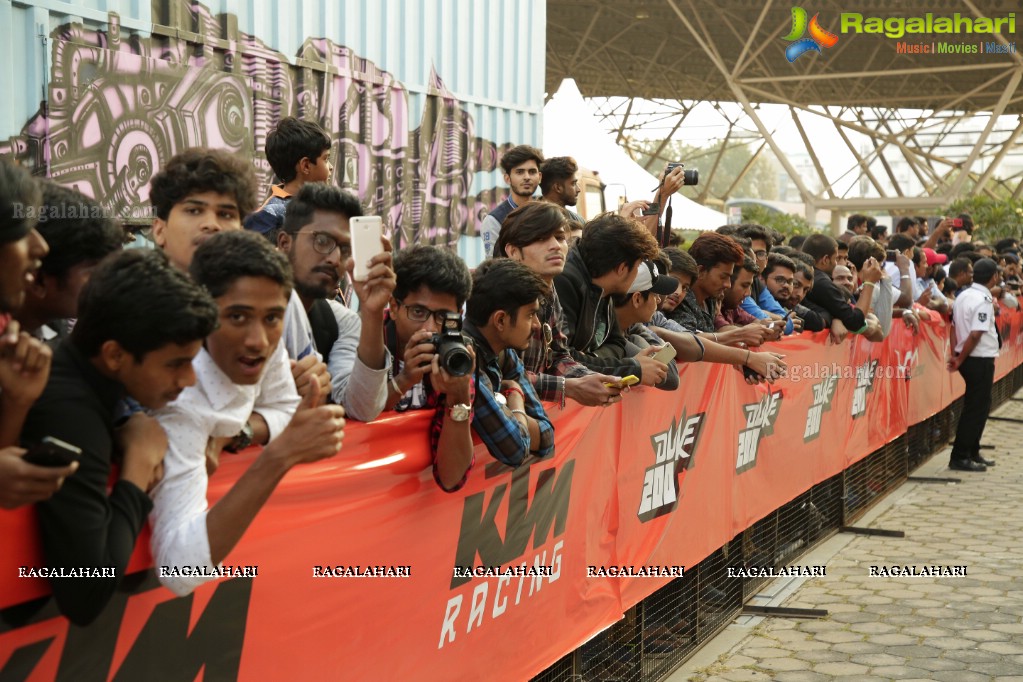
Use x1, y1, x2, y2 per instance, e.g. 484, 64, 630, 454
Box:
669, 391, 1023, 682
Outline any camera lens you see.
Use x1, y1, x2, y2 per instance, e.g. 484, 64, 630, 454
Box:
440, 341, 473, 377
683, 169, 699, 186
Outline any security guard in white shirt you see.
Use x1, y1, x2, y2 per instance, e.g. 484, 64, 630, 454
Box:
947, 258, 1001, 472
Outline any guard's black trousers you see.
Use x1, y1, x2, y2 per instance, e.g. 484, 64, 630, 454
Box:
950, 356, 995, 462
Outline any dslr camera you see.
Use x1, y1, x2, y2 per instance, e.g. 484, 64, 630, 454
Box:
431, 312, 474, 377
666, 162, 699, 186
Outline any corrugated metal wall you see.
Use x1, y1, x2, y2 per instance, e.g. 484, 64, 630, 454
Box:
0, 0, 545, 261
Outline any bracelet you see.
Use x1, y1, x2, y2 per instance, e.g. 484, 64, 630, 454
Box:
712, 333, 719, 343
511, 409, 528, 419
901, 275, 912, 280
390, 375, 404, 394
863, 281, 876, 288
744, 349, 751, 366
503, 386, 525, 402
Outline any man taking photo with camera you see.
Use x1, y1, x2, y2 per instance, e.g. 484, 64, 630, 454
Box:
383, 245, 476, 491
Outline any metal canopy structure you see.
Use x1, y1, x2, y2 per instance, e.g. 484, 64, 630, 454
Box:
546, 0, 1023, 221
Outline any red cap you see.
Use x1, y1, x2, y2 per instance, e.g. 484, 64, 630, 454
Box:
923, 247, 947, 266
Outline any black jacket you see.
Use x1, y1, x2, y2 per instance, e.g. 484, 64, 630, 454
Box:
804, 268, 866, 333
553, 249, 642, 379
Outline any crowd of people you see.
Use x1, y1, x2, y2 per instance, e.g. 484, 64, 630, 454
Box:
0, 119, 1012, 624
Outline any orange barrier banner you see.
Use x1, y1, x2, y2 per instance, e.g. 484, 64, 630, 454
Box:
2, 309, 1022, 681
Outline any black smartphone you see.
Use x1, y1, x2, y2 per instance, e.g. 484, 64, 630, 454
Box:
24, 436, 82, 467
886, 249, 898, 262
641, 202, 660, 216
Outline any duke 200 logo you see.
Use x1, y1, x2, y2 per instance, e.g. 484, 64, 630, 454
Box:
737, 391, 783, 473
804, 374, 839, 442
851, 359, 879, 418
638, 411, 705, 522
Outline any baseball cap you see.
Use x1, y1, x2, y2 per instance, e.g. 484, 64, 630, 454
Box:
923, 248, 947, 266
628, 261, 679, 295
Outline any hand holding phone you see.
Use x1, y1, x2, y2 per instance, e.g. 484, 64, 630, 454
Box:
24, 437, 82, 468
650, 344, 676, 364
603, 375, 640, 389
350, 216, 385, 281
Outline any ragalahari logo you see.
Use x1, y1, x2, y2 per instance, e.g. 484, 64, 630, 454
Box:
783, 6, 839, 62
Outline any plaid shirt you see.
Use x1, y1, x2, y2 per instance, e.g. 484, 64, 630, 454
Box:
464, 320, 555, 466
520, 286, 591, 406
384, 314, 476, 492
716, 305, 757, 328
672, 290, 719, 333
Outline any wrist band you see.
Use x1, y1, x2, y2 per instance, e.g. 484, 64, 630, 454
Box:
863, 281, 876, 288
744, 349, 751, 366
390, 376, 404, 394
504, 386, 525, 402
901, 275, 912, 280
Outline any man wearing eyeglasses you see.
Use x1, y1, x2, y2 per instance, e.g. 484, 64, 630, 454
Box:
382, 245, 476, 490
277, 183, 396, 422
762, 254, 805, 333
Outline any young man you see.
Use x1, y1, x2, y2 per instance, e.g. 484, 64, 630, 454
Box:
244, 117, 333, 237
611, 261, 680, 391
762, 253, 803, 330
832, 264, 857, 297
464, 258, 555, 466
496, 202, 621, 407
674, 233, 770, 348
0, 161, 71, 509
647, 251, 788, 384
21, 249, 218, 624
17, 182, 124, 342
151, 231, 346, 596
717, 250, 762, 328
947, 258, 1001, 472
480, 145, 543, 258
786, 259, 828, 332
839, 214, 868, 244
276, 183, 395, 420
382, 244, 475, 491
539, 156, 583, 224
149, 147, 328, 406
801, 233, 882, 343
554, 213, 666, 386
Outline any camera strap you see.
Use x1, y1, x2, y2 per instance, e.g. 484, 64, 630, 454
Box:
661, 195, 673, 248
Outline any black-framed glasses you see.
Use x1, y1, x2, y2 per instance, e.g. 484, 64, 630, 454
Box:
297, 230, 352, 258
397, 300, 455, 326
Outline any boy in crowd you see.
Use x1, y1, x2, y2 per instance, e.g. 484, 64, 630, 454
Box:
244, 117, 333, 237
554, 213, 666, 387
464, 259, 555, 466
149, 147, 328, 407
496, 202, 622, 407
673, 233, 771, 348
0, 161, 71, 508
801, 234, 883, 343
22, 249, 218, 624
611, 261, 680, 391
382, 244, 476, 490
480, 145, 544, 258
17, 182, 124, 343
151, 231, 346, 596
276, 183, 395, 420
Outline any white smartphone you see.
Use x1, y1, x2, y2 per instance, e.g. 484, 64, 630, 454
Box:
651, 344, 677, 364
349, 216, 384, 281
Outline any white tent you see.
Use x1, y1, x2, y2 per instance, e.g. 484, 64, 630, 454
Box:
542, 79, 727, 231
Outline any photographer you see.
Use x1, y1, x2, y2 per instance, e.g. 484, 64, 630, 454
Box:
383, 245, 476, 491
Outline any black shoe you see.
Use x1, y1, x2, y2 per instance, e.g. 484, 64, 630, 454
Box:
972, 455, 996, 466
950, 459, 987, 472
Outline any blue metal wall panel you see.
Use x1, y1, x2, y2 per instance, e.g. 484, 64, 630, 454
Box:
0, 0, 543, 260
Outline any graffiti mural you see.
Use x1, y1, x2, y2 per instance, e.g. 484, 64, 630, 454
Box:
0, 2, 514, 249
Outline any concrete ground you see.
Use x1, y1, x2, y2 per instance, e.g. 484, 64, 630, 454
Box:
668, 392, 1023, 682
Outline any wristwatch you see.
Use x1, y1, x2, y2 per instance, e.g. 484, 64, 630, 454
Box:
224, 421, 254, 453
448, 403, 473, 422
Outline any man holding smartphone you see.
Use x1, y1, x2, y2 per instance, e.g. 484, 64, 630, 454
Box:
21, 249, 218, 624
276, 183, 395, 421
611, 261, 680, 391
